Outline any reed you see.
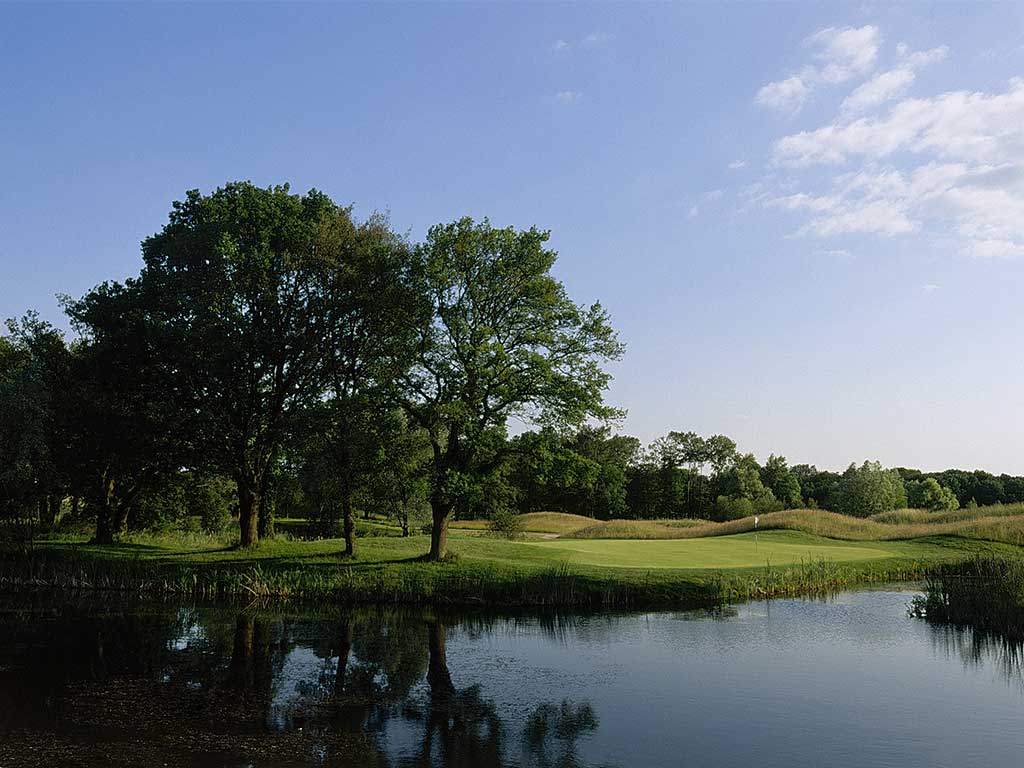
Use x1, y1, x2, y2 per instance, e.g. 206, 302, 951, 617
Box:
912, 555, 1024, 641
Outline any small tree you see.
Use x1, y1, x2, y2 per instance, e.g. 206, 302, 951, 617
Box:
356, 411, 432, 537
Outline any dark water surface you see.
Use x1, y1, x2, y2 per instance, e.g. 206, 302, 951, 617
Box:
1, 588, 1022, 767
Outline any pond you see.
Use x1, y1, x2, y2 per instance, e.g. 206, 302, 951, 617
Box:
1, 588, 1022, 767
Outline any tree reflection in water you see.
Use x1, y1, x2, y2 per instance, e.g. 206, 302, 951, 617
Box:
0, 599, 610, 767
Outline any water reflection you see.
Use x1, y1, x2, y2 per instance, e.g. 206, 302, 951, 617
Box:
926, 620, 1024, 691
3, 592, 1024, 768
0, 600, 609, 767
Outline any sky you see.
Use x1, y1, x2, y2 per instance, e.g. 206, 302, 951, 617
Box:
2, 2, 1024, 474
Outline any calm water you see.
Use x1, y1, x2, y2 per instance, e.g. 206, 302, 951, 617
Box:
1, 589, 1022, 767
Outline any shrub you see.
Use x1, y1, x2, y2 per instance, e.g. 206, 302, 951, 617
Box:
487, 509, 525, 539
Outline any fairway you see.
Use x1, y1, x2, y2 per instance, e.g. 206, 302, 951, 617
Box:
525, 531, 898, 569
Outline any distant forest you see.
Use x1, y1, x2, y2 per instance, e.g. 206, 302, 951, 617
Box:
3, 183, 1021, 554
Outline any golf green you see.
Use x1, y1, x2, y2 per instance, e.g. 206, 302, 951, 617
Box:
525, 531, 897, 569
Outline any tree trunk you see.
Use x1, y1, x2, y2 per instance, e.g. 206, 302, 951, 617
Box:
257, 496, 274, 540
257, 463, 275, 540
427, 499, 451, 561
112, 502, 130, 536
48, 494, 62, 529
93, 475, 116, 544
38, 498, 51, 529
341, 480, 356, 556
238, 483, 260, 547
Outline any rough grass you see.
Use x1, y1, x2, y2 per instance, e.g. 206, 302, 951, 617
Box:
451, 512, 598, 536
566, 505, 1024, 547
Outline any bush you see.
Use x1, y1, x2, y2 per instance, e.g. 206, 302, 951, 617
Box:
833, 461, 907, 517
714, 495, 754, 521
487, 509, 525, 539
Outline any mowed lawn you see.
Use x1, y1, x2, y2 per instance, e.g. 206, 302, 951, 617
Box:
524, 530, 927, 569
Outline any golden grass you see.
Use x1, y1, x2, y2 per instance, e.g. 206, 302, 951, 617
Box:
567, 504, 1024, 547
451, 511, 599, 536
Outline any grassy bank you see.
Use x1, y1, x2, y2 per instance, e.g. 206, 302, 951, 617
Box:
3, 524, 1021, 610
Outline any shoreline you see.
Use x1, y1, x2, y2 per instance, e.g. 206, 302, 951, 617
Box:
0, 545, 950, 611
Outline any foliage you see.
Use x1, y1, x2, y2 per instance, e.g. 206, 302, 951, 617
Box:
906, 477, 959, 511
131, 182, 343, 546
487, 508, 525, 540
832, 461, 908, 518
399, 217, 624, 559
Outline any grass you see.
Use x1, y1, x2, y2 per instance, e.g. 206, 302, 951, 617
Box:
451, 511, 597, 536
4, 516, 1023, 609
524, 530, 931, 569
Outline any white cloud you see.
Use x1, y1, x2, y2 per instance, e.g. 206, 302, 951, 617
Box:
840, 46, 948, 115
688, 205, 699, 218
807, 25, 881, 84
582, 32, 611, 46
757, 75, 810, 112
757, 25, 880, 112
555, 90, 582, 104
551, 39, 570, 52
841, 68, 917, 114
775, 78, 1024, 167
921, 282, 940, 293
963, 239, 1024, 259
728, 160, 748, 170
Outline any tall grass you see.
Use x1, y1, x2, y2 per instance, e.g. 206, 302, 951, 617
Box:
567, 505, 1024, 546
912, 555, 1024, 641
452, 512, 598, 536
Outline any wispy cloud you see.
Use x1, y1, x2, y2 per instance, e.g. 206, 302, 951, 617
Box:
555, 90, 582, 105
840, 45, 947, 115
756, 25, 880, 112
728, 160, 748, 170
582, 31, 612, 46
551, 32, 612, 53
754, 27, 1024, 259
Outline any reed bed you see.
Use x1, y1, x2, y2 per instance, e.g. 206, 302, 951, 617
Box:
912, 555, 1024, 641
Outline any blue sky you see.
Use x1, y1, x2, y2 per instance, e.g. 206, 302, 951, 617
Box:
2, 3, 1023, 473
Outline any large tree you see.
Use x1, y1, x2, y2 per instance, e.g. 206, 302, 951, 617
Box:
401, 218, 623, 560
0, 315, 67, 526
308, 211, 420, 555
137, 182, 339, 546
